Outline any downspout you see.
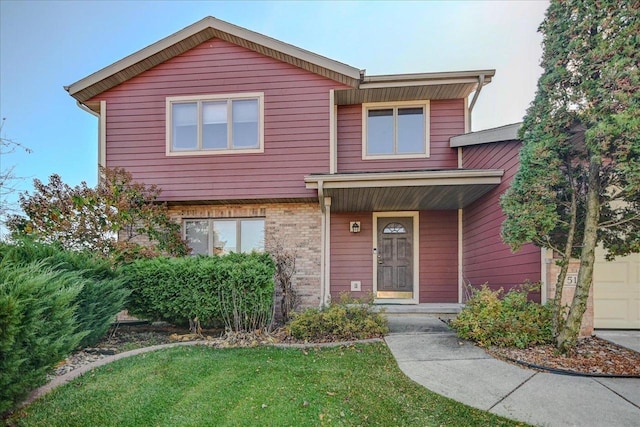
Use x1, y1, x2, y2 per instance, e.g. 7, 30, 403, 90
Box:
323, 196, 332, 307
467, 74, 485, 132
318, 181, 326, 307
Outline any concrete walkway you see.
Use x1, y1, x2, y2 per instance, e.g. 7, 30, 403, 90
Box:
385, 317, 640, 427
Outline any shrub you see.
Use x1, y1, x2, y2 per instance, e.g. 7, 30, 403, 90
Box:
289, 293, 389, 341
451, 284, 553, 348
0, 241, 129, 348
123, 252, 275, 331
0, 262, 85, 414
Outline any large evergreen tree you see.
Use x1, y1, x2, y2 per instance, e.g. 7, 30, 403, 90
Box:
501, 0, 640, 352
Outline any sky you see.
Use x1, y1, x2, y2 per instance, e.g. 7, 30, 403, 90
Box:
0, 0, 549, 218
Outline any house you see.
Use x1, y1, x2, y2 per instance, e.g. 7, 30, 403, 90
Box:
66, 16, 636, 331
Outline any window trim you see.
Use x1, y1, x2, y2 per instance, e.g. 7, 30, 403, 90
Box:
166, 92, 265, 156
183, 217, 265, 256
361, 100, 430, 160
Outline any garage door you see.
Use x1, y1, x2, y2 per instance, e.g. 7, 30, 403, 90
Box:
593, 247, 640, 329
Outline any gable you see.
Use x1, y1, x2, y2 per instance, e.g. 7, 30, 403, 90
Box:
87, 37, 351, 104
66, 16, 362, 108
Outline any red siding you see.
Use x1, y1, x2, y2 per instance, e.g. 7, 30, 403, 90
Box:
90, 38, 350, 202
330, 211, 458, 303
336, 99, 464, 173
419, 211, 458, 302
330, 213, 374, 298
462, 141, 542, 301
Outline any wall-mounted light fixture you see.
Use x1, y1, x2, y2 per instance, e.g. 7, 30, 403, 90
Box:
350, 221, 361, 233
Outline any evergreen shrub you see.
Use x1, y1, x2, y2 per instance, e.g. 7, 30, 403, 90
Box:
0, 262, 85, 414
123, 252, 275, 331
0, 241, 129, 348
451, 284, 553, 348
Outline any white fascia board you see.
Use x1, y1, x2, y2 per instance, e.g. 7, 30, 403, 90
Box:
450, 123, 523, 148
66, 16, 361, 98
305, 169, 504, 189
360, 70, 495, 89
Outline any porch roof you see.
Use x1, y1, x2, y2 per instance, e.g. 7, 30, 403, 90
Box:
304, 169, 503, 212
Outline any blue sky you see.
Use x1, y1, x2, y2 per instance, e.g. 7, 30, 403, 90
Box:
0, 0, 548, 213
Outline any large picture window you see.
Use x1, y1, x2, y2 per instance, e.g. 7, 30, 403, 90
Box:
362, 101, 430, 159
167, 93, 264, 156
184, 218, 265, 255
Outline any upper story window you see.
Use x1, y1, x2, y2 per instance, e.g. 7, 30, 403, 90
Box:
166, 93, 264, 156
362, 101, 430, 160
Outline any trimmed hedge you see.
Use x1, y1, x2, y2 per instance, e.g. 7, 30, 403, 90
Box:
0, 241, 129, 348
123, 252, 275, 331
451, 284, 553, 348
0, 262, 86, 414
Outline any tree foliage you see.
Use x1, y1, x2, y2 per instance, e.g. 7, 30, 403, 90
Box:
501, 0, 639, 351
8, 167, 189, 261
0, 118, 31, 232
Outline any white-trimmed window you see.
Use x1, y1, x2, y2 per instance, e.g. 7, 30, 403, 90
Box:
184, 218, 265, 256
362, 101, 430, 159
166, 93, 264, 155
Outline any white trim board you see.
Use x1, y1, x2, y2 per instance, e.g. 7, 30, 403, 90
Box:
372, 211, 419, 305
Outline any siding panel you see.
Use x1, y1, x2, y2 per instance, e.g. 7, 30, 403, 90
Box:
336, 99, 463, 173
330, 211, 458, 303
419, 211, 459, 302
462, 141, 542, 301
91, 38, 350, 202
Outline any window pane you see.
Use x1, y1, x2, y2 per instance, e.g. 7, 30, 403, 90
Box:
213, 221, 237, 255
383, 222, 407, 234
202, 101, 228, 149
232, 99, 259, 148
397, 107, 424, 154
185, 220, 209, 255
240, 219, 265, 253
367, 109, 393, 155
172, 103, 197, 150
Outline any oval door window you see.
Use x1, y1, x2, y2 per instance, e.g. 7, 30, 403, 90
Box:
382, 222, 406, 234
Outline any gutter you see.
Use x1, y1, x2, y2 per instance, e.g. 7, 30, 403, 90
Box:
76, 100, 99, 117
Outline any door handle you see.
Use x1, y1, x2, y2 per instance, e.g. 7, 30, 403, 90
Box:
377, 255, 383, 265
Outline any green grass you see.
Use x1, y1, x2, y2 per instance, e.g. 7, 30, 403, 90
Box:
13, 343, 525, 426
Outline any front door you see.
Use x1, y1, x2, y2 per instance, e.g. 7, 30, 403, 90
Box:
376, 216, 414, 299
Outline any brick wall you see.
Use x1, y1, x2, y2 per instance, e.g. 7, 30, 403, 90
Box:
545, 253, 594, 336
168, 202, 322, 309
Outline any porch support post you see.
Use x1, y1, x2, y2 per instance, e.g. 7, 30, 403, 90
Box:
458, 208, 464, 303
323, 196, 332, 306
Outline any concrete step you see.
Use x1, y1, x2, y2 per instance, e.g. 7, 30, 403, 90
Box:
378, 303, 462, 314
385, 315, 454, 334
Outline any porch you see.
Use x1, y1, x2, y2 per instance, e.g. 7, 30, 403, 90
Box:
305, 169, 504, 306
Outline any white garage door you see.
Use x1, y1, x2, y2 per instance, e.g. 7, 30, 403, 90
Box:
593, 247, 640, 329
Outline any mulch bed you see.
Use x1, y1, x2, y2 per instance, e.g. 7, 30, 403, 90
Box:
55, 323, 640, 378
487, 336, 640, 377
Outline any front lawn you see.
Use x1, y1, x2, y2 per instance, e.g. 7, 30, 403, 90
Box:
12, 343, 524, 426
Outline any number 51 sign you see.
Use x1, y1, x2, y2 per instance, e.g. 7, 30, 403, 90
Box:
564, 273, 578, 287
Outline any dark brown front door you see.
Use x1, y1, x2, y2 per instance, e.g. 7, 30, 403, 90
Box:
377, 217, 413, 299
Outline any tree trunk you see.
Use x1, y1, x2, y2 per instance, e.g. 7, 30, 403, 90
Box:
556, 159, 600, 352
552, 191, 578, 337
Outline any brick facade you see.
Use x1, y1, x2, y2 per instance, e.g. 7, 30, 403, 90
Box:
545, 253, 594, 336
168, 202, 322, 309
